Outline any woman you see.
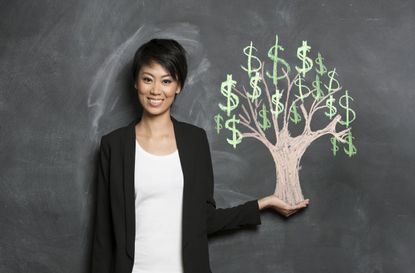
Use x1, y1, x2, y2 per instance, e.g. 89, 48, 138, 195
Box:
90, 38, 310, 273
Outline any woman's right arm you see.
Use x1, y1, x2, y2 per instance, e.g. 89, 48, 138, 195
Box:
90, 136, 114, 273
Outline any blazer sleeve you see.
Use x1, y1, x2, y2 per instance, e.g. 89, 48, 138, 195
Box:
91, 136, 114, 273
201, 129, 262, 236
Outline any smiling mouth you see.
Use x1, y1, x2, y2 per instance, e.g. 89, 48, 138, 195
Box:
147, 97, 164, 106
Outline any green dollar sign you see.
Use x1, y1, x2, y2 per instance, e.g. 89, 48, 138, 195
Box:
258, 104, 271, 131
271, 89, 284, 118
294, 75, 311, 103
324, 68, 340, 94
266, 34, 291, 85
312, 74, 325, 101
289, 103, 302, 124
225, 115, 242, 149
325, 95, 337, 119
214, 114, 223, 134
315, 52, 327, 76
241, 41, 262, 78
344, 131, 357, 157
295, 41, 313, 77
218, 74, 239, 117
247, 72, 262, 103
338, 90, 356, 128
330, 136, 339, 156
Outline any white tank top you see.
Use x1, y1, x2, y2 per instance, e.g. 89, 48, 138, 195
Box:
131, 139, 184, 273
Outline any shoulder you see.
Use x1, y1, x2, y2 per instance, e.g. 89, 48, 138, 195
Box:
175, 118, 206, 135
98, 117, 209, 146
99, 123, 130, 146
174, 119, 210, 147
174, 119, 212, 154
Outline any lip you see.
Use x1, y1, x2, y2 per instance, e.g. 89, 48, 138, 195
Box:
147, 97, 164, 107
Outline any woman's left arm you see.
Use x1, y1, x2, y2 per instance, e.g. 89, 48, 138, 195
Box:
201, 129, 262, 236
201, 129, 310, 236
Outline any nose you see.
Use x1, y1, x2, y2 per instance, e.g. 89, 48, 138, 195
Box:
150, 81, 163, 95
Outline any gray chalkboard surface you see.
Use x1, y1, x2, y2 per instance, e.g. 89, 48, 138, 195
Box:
1, 0, 414, 272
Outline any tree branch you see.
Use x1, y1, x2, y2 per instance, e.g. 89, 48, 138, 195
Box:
242, 85, 268, 139
331, 127, 351, 144
309, 114, 351, 143
232, 86, 248, 99
299, 104, 308, 122
295, 114, 350, 157
281, 86, 314, 135
238, 112, 250, 125
239, 120, 273, 148
282, 69, 300, 129
302, 86, 343, 135
241, 132, 273, 148
309, 86, 342, 120
260, 61, 279, 138
241, 104, 251, 124
299, 103, 310, 135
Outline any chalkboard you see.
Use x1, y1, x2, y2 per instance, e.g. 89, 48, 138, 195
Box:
1, 0, 414, 272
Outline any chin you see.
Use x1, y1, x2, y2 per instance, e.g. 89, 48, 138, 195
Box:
142, 107, 170, 117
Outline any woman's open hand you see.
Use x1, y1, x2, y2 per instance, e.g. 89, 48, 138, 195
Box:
258, 195, 310, 217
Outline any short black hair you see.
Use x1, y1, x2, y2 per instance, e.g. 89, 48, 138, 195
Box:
132, 38, 188, 90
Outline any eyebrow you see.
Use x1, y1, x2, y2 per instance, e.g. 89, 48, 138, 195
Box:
141, 71, 172, 78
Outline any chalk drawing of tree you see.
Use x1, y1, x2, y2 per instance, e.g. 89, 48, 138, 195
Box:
214, 34, 357, 205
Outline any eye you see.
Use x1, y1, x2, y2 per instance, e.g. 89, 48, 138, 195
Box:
142, 77, 152, 83
162, 79, 172, 84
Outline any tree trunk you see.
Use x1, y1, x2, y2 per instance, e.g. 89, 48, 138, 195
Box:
272, 153, 304, 205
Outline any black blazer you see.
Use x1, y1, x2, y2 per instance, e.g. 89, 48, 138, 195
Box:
90, 114, 262, 273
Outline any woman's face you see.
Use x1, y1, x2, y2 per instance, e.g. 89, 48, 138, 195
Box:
135, 61, 181, 117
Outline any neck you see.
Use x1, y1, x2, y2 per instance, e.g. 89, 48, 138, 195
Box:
136, 111, 173, 137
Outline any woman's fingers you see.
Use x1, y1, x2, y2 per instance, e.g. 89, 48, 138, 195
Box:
269, 195, 310, 217
285, 199, 310, 217
285, 210, 297, 217
293, 199, 310, 209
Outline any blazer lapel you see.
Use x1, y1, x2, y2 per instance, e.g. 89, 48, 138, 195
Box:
123, 114, 192, 260
123, 117, 136, 260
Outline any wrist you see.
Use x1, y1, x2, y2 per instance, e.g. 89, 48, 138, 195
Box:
257, 196, 272, 210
